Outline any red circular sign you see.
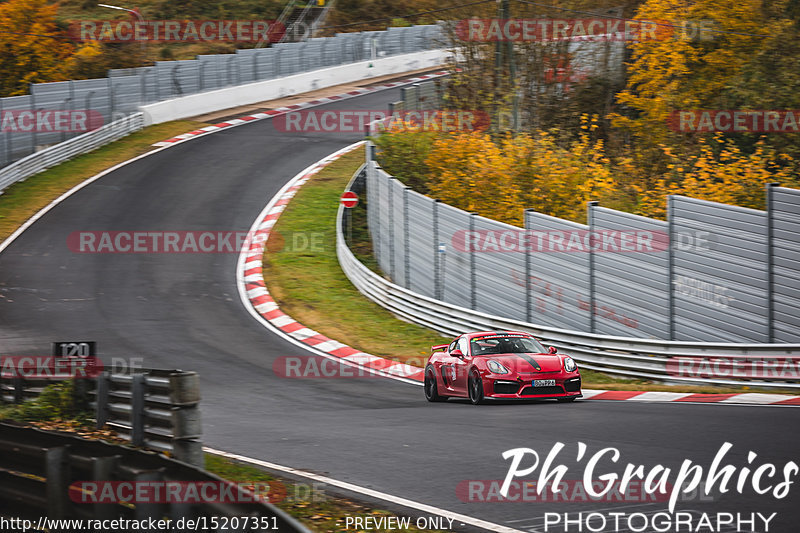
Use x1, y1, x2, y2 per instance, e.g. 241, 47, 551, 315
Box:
340, 191, 358, 208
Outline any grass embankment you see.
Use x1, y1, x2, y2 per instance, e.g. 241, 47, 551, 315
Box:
0, 120, 205, 243
262, 147, 796, 395
263, 147, 439, 365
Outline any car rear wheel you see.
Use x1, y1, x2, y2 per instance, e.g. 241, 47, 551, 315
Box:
468, 371, 485, 405
424, 366, 447, 402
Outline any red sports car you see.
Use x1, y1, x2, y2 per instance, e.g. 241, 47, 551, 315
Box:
424, 331, 582, 404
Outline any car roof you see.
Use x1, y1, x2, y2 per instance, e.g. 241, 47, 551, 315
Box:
465, 331, 532, 339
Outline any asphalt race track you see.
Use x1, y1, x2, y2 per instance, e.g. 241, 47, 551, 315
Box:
1, 84, 798, 532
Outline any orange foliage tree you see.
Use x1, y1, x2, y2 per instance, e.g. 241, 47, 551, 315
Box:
0, 0, 75, 96
422, 119, 618, 225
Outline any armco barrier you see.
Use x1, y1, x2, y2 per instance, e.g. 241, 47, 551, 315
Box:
338, 166, 800, 389
364, 136, 800, 343
0, 423, 309, 531
0, 113, 143, 194
0, 367, 203, 466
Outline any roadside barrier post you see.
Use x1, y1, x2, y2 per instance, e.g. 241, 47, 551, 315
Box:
588, 201, 599, 333
45, 446, 70, 519
469, 213, 477, 310
131, 373, 146, 447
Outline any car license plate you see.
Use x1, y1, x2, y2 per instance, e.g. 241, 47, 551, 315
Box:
533, 379, 556, 387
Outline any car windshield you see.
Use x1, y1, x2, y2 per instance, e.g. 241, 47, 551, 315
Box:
470, 335, 546, 355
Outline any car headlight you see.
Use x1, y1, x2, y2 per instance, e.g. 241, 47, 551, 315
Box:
563, 357, 577, 372
487, 360, 509, 374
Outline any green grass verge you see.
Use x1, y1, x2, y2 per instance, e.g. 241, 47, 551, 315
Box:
263, 147, 442, 365
263, 147, 798, 395
205, 454, 445, 532
0, 120, 206, 243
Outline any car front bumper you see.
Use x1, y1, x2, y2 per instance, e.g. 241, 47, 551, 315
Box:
484, 373, 582, 399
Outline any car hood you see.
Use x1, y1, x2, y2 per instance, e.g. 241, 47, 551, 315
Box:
486, 353, 564, 373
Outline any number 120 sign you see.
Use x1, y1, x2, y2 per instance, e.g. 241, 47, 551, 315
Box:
52, 341, 96, 358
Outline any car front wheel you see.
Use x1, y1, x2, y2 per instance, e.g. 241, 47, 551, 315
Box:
468, 370, 485, 405
424, 366, 447, 402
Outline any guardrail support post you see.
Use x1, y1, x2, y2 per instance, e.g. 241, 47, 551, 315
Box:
524, 209, 533, 322
372, 162, 381, 264
168, 372, 201, 406
0, 97, 7, 166
667, 195, 676, 341
95, 371, 109, 429
13, 377, 24, 404
433, 200, 441, 300
29, 87, 37, 153
404, 186, 411, 289
92, 455, 120, 520
45, 446, 70, 519
469, 213, 477, 310
131, 373, 146, 447
587, 201, 598, 333
388, 178, 395, 281
172, 439, 204, 468
133, 470, 163, 522
767, 183, 777, 343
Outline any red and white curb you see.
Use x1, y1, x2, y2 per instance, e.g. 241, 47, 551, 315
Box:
236, 145, 800, 406
581, 389, 800, 406
236, 141, 423, 385
152, 71, 449, 147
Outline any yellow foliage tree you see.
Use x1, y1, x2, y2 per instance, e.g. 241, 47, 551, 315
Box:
612, 0, 768, 150
424, 119, 618, 225
635, 136, 799, 218
0, 0, 75, 96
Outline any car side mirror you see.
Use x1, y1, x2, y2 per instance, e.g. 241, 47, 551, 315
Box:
451, 349, 464, 358
548, 346, 557, 354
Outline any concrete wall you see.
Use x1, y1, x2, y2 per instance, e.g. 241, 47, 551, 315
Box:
140, 49, 449, 125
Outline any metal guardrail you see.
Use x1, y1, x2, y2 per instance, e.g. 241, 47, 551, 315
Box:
337, 167, 800, 390
0, 113, 144, 194
1, 367, 203, 466
0, 423, 310, 532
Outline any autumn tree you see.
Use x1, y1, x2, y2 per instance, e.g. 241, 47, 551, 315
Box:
611, 0, 781, 158
0, 0, 75, 96
420, 119, 618, 225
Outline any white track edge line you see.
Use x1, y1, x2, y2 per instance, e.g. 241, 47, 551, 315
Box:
204, 447, 526, 533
